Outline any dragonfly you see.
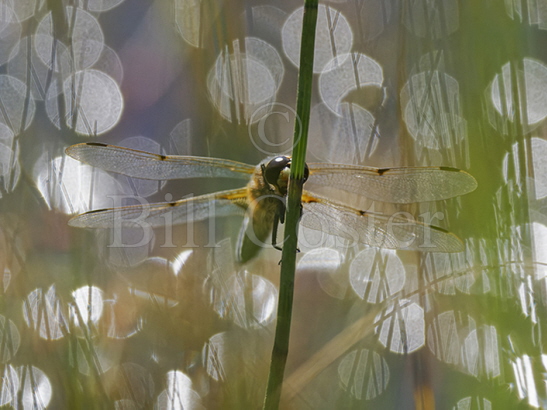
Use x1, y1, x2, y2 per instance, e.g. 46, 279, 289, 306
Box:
66, 143, 477, 263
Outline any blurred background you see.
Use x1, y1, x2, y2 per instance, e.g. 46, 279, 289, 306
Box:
0, 0, 546, 408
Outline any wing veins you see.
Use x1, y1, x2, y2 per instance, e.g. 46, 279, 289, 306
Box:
69, 188, 249, 228
306, 163, 477, 203
301, 192, 463, 252
66, 143, 255, 180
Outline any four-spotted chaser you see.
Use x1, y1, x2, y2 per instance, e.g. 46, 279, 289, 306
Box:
66, 143, 477, 263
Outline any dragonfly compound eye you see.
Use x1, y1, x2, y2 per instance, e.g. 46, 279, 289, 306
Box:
264, 156, 291, 188
303, 164, 309, 183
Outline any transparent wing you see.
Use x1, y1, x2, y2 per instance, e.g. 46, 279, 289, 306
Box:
66, 143, 255, 180
301, 193, 464, 252
68, 188, 249, 228
306, 163, 477, 203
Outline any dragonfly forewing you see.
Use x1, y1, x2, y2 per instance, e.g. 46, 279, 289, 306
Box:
68, 188, 249, 228
301, 193, 464, 252
307, 164, 477, 203
66, 143, 255, 181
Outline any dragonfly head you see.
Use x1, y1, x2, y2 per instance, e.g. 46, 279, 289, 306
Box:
264, 156, 310, 196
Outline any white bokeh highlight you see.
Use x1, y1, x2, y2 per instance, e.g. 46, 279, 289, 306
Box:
283, 5, 353, 73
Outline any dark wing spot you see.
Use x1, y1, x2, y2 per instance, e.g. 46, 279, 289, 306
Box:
358, 210, 367, 216
439, 166, 460, 172
168, 202, 178, 207
159, 154, 167, 160
377, 168, 391, 175
85, 208, 109, 214
86, 142, 108, 147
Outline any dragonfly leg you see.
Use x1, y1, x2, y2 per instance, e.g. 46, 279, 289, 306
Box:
272, 199, 286, 251
272, 212, 283, 252
272, 200, 302, 255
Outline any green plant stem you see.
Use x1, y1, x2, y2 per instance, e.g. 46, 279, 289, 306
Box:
263, 1, 318, 409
